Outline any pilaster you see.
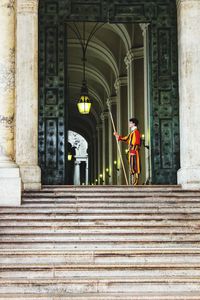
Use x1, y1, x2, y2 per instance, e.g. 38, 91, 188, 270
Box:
16, 0, 41, 190
0, 0, 21, 206
177, 0, 200, 189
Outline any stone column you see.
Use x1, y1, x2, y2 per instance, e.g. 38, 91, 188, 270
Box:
0, 0, 21, 206
140, 24, 152, 184
74, 161, 81, 185
15, 0, 41, 190
115, 77, 128, 185
101, 113, 107, 185
177, 0, 200, 189
96, 123, 102, 184
125, 49, 135, 119
109, 97, 118, 185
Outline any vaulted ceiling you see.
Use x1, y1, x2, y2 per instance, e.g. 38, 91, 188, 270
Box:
67, 22, 143, 142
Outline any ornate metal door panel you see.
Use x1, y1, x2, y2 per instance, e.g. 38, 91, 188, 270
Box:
39, 2, 67, 184
39, 0, 179, 184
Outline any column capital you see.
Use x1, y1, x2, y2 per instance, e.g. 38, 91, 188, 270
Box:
124, 48, 144, 67
139, 23, 150, 36
101, 111, 109, 121
114, 76, 127, 91
107, 96, 118, 107
17, 0, 39, 14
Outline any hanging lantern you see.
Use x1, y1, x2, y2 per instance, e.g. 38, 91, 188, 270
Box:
77, 80, 91, 114
68, 153, 72, 161
77, 95, 91, 114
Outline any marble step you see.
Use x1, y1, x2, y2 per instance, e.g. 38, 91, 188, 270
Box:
1, 231, 200, 242
29, 185, 182, 192
1, 241, 200, 250
1, 249, 200, 264
0, 292, 200, 300
0, 219, 199, 227
2, 207, 200, 213
22, 192, 200, 199
0, 277, 200, 294
1, 213, 200, 221
1, 226, 200, 234
20, 202, 200, 208
1, 263, 200, 279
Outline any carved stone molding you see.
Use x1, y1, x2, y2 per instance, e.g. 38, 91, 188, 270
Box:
124, 47, 144, 67
114, 76, 127, 91
107, 96, 118, 106
17, 0, 38, 14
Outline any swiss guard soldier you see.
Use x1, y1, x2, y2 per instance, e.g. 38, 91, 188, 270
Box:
114, 118, 141, 185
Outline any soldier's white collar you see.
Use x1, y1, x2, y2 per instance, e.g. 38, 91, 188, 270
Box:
131, 126, 137, 132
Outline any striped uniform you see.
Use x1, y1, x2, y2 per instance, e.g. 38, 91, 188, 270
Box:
118, 129, 141, 175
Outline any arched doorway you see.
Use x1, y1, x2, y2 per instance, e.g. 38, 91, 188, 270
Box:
38, 0, 179, 185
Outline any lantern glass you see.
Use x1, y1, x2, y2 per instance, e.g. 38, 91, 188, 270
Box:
77, 95, 91, 114
68, 154, 72, 161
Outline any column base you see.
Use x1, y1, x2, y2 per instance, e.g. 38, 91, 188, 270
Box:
178, 167, 200, 189
0, 167, 21, 206
20, 165, 41, 190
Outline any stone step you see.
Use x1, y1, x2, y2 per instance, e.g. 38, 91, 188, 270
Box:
1, 214, 200, 221
0, 292, 200, 300
22, 192, 200, 199
1, 232, 200, 242
1, 263, 200, 278
2, 207, 200, 213
1, 227, 200, 234
30, 185, 182, 191
0, 277, 200, 294
20, 202, 200, 208
0, 219, 199, 227
1, 249, 200, 264
1, 242, 199, 250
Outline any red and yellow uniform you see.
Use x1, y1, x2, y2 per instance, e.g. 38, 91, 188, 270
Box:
118, 129, 141, 180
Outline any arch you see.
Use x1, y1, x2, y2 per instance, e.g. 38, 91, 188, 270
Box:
68, 39, 119, 78
68, 64, 110, 96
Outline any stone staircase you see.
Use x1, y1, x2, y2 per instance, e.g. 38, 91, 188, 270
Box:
0, 185, 200, 299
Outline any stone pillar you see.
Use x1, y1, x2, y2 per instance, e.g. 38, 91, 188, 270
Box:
96, 124, 102, 184
177, 0, 200, 189
15, 0, 41, 190
125, 49, 135, 119
74, 161, 81, 185
140, 24, 151, 184
109, 97, 118, 185
101, 113, 107, 185
0, 0, 21, 206
115, 77, 128, 185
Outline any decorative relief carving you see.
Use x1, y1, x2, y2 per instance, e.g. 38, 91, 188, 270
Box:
17, 0, 38, 14
0, 48, 15, 93
0, 114, 14, 125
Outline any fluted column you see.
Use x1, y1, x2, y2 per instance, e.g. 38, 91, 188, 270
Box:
15, 0, 41, 190
0, 0, 21, 206
177, 0, 200, 189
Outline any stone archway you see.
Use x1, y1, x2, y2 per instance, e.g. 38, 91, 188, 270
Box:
37, 0, 179, 185
13, 0, 200, 191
